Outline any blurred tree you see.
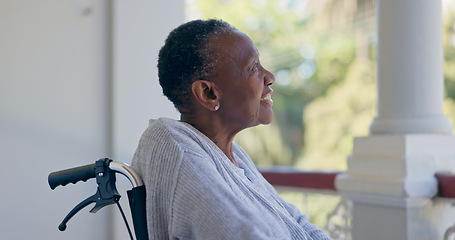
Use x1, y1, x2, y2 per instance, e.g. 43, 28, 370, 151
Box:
443, 1, 455, 130
299, 58, 376, 170
444, 1, 455, 103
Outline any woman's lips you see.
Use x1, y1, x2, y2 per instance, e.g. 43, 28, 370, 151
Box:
260, 93, 273, 106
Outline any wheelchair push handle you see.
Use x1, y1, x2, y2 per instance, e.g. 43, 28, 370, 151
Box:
48, 158, 148, 240
48, 163, 96, 190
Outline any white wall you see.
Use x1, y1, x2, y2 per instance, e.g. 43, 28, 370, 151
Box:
0, 0, 182, 239
0, 1, 111, 239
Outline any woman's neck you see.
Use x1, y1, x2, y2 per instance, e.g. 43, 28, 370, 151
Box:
181, 114, 239, 167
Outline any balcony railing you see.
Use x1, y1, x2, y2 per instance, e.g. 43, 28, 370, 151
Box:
260, 169, 455, 240
260, 168, 350, 240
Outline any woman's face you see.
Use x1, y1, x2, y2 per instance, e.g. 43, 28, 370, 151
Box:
210, 30, 275, 129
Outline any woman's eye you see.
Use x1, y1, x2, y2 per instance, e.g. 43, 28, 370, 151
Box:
251, 61, 259, 71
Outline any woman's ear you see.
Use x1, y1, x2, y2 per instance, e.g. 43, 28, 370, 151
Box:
191, 80, 220, 111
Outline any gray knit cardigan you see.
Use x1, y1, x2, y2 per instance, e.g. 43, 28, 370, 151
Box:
131, 118, 332, 240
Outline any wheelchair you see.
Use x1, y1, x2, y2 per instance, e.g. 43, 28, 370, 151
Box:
48, 158, 148, 240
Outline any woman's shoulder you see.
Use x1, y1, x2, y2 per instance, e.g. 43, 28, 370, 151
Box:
136, 118, 216, 160
146, 118, 185, 138
150, 118, 211, 151
140, 118, 195, 144
131, 118, 214, 184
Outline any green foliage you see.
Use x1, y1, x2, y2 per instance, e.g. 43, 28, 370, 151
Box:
235, 123, 293, 166
299, 59, 376, 170
443, 2, 455, 102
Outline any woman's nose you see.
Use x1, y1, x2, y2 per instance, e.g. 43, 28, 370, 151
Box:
264, 68, 275, 86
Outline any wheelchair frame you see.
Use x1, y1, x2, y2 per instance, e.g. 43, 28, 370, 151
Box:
48, 158, 148, 240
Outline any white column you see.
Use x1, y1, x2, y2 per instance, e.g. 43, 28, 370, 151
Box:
369, 0, 453, 134
336, 1, 455, 239
111, 1, 181, 239
112, 0, 181, 165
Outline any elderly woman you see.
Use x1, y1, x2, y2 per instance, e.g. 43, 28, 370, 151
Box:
131, 19, 332, 240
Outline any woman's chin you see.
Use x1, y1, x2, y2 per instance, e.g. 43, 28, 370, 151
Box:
259, 111, 274, 125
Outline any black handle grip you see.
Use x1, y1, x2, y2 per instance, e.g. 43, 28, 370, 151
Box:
48, 163, 96, 190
